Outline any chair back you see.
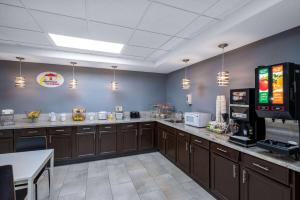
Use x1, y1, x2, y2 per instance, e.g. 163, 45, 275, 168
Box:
0, 165, 16, 200
16, 136, 47, 152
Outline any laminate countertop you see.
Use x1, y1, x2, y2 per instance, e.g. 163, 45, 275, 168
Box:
1, 118, 300, 173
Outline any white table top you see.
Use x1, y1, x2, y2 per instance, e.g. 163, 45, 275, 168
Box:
0, 149, 54, 182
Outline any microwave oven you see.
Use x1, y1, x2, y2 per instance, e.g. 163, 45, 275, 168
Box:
184, 112, 211, 128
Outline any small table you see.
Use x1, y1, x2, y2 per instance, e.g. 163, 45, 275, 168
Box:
0, 149, 54, 200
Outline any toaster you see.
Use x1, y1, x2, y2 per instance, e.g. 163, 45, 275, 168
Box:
130, 111, 140, 119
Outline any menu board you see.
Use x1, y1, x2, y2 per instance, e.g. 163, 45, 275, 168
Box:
258, 68, 269, 104
272, 65, 284, 104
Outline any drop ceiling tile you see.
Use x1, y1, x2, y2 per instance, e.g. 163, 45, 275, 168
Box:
0, 26, 51, 45
122, 45, 154, 57
160, 37, 185, 51
0, 4, 40, 31
146, 49, 168, 61
138, 3, 197, 35
153, 0, 218, 14
177, 16, 216, 38
31, 11, 88, 37
88, 21, 133, 43
22, 0, 85, 18
0, 0, 23, 6
204, 0, 250, 19
86, 0, 150, 28
128, 30, 170, 48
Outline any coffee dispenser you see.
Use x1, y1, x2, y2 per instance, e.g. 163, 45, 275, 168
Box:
255, 63, 300, 159
228, 88, 265, 147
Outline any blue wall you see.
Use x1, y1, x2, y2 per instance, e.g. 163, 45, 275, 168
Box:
0, 61, 166, 113
166, 27, 300, 117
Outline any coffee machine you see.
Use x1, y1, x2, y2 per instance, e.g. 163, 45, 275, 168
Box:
255, 63, 300, 159
228, 88, 265, 147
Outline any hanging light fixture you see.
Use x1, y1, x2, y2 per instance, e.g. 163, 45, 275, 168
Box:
15, 57, 26, 88
217, 43, 230, 86
182, 59, 191, 90
111, 66, 118, 91
69, 62, 78, 89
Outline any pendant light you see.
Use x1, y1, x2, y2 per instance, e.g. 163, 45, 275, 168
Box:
111, 66, 118, 91
182, 59, 191, 90
69, 62, 78, 89
15, 57, 26, 88
217, 43, 230, 86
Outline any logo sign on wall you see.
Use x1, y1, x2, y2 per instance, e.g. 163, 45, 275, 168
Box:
36, 72, 64, 88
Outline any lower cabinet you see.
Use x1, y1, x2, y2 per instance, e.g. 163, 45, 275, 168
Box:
158, 127, 166, 154
75, 126, 96, 158
97, 125, 117, 155
240, 166, 291, 200
190, 136, 210, 188
117, 123, 138, 153
176, 131, 190, 173
139, 123, 155, 151
0, 130, 14, 154
211, 143, 240, 200
158, 125, 177, 163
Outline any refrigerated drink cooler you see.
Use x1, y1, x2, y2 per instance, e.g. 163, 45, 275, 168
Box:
255, 62, 300, 160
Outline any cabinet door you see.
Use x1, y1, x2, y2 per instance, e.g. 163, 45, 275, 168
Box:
123, 129, 138, 152
98, 130, 117, 155
241, 167, 291, 200
211, 153, 239, 200
139, 127, 154, 151
158, 128, 165, 154
0, 137, 14, 154
165, 131, 177, 163
176, 132, 190, 173
48, 134, 72, 161
76, 132, 95, 158
190, 141, 210, 188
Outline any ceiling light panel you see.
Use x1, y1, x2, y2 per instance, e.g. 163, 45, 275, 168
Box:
49, 33, 124, 53
86, 0, 150, 28
138, 3, 197, 35
0, 4, 40, 31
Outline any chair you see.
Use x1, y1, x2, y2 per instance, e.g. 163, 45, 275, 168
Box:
15, 136, 50, 199
0, 165, 16, 200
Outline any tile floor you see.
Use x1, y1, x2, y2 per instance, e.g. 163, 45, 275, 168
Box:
37, 152, 216, 200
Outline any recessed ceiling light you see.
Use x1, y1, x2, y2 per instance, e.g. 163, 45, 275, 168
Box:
48, 33, 124, 54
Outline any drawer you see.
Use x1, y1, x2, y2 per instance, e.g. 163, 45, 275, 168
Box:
118, 123, 137, 130
140, 122, 155, 128
47, 127, 73, 135
191, 135, 209, 149
76, 126, 96, 133
0, 129, 13, 138
14, 128, 46, 137
211, 143, 239, 162
241, 154, 290, 185
99, 124, 116, 132
177, 131, 190, 139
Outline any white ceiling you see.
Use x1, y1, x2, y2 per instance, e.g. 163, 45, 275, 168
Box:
0, 0, 299, 73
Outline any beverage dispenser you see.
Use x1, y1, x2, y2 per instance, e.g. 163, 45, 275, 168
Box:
255, 63, 300, 159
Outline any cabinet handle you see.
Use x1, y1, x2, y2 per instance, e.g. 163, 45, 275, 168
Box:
55, 129, 65, 132
82, 127, 91, 130
127, 124, 134, 127
178, 132, 184, 137
28, 130, 38, 134
252, 163, 270, 171
242, 169, 247, 184
186, 142, 188, 151
104, 126, 111, 129
194, 139, 202, 144
144, 124, 152, 126
217, 147, 227, 153
232, 165, 237, 179
49, 135, 52, 144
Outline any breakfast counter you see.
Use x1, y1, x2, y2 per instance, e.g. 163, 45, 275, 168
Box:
1, 118, 300, 173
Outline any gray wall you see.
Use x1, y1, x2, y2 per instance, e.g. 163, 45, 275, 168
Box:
166, 26, 300, 117
0, 61, 166, 113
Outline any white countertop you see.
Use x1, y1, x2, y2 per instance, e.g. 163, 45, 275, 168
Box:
1, 118, 300, 173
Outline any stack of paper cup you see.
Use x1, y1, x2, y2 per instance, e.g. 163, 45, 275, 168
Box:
216, 95, 227, 123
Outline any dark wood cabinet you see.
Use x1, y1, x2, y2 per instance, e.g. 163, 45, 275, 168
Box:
176, 131, 190, 173
157, 125, 177, 162
158, 127, 166, 154
190, 136, 210, 188
0, 130, 14, 154
240, 166, 291, 200
97, 124, 117, 155
47, 127, 73, 161
75, 126, 96, 158
211, 143, 240, 200
139, 122, 155, 151
117, 123, 138, 153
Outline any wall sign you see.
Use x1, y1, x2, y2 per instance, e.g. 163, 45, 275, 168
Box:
36, 72, 64, 88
